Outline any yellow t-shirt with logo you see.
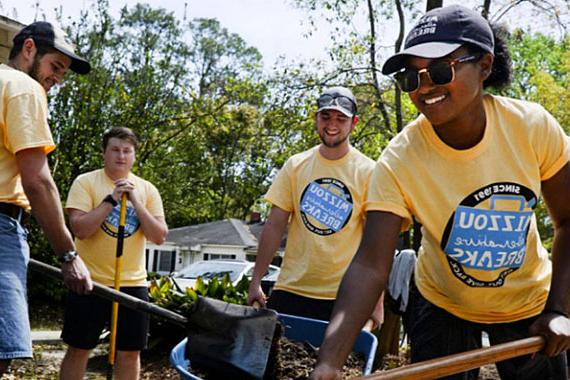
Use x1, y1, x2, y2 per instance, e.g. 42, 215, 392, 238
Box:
267, 145, 375, 299
65, 169, 165, 286
366, 95, 570, 323
0, 64, 55, 210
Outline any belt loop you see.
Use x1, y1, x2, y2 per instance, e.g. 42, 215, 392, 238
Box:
16, 207, 23, 223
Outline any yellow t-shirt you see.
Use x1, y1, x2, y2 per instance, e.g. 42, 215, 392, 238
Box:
0, 64, 55, 210
267, 145, 375, 299
366, 95, 570, 323
65, 169, 165, 286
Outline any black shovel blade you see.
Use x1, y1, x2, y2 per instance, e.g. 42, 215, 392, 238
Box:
184, 296, 277, 380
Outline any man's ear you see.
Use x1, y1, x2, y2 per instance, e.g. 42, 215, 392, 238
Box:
479, 53, 494, 81
21, 38, 37, 60
352, 115, 359, 128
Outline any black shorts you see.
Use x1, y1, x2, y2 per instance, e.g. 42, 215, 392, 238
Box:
62, 286, 149, 351
408, 284, 567, 380
267, 290, 335, 321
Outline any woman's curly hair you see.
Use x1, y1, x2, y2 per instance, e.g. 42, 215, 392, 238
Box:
467, 23, 513, 90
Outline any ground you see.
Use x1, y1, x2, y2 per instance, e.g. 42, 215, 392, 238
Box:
3, 342, 501, 379
3, 343, 179, 380
5, 302, 501, 379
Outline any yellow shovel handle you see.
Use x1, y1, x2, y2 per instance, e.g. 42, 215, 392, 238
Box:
108, 194, 128, 366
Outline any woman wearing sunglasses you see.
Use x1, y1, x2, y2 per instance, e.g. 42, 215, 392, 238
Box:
312, 5, 570, 380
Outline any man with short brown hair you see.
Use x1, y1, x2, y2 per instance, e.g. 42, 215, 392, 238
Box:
60, 127, 168, 380
248, 87, 383, 325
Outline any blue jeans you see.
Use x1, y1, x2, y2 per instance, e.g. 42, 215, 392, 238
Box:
408, 284, 567, 380
0, 214, 31, 359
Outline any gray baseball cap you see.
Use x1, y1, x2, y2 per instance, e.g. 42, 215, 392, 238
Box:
316, 86, 358, 117
13, 21, 91, 74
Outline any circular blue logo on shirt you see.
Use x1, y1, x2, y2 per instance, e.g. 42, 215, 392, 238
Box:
101, 202, 140, 238
440, 182, 537, 287
299, 178, 353, 236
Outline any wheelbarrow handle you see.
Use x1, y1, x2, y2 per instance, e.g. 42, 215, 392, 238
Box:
356, 336, 545, 379
29, 258, 188, 326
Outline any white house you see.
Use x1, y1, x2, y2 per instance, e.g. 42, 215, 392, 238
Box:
0, 15, 24, 62
146, 217, 284, 275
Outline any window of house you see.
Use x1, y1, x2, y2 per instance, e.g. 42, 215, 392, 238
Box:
153, 250, 176, 273
204, 254, 236, 261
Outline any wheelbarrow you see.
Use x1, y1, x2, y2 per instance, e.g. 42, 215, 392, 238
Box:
170, 313, 379, 379
28, 258, 278, 380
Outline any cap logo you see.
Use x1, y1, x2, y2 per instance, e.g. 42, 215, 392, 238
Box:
53, 26, 77, 53
407, 16, 438, 43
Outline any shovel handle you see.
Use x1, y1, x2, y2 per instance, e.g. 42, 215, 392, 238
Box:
109, 193, 128, 369
29, 258, 188, 326
356, 336, 544, 380
362, 319, 375, 332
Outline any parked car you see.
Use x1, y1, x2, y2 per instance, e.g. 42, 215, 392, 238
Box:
172, 260, 280, 292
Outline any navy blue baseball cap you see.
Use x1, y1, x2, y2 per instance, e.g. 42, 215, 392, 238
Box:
13, 21, 91, 74
382, 5, 494, 75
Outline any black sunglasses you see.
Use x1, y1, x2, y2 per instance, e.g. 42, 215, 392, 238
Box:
393, 54, 480, 93
317, 94, 357, 114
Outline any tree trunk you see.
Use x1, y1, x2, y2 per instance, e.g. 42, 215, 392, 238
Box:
426, 0, 443, 11
366, 0, 391, 132
482, 0, 492, 18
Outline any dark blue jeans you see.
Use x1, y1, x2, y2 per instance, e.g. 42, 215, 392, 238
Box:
408, 284, 567, 380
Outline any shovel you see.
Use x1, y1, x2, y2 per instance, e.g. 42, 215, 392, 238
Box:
108, 193, 127, 380
29, 258, 278, 379
355, 335, 545, 379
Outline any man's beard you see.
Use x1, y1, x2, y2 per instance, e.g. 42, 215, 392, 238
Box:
319, 132, 349, 148
27, 55, 41, 83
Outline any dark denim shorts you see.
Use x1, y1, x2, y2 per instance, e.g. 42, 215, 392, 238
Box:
408, 284, 567, 380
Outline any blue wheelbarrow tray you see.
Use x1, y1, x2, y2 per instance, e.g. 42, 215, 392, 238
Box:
170, 313, 378, 379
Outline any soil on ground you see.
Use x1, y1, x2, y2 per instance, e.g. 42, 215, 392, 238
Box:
3, 343, 179, 380
11, 302, 500, 379
4, 340, 500, 379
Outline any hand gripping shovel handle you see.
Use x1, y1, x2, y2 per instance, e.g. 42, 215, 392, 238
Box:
355, 336, 544, 379
108, 194, 127, 378
28, 258, 188, 326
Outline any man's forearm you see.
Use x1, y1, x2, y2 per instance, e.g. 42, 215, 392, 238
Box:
132, 204, 167, 244
545, 223, 570, 314
251, 207, 289, 285
252, 233, 282, 285
69, 202, 115, 239
24, 172, 74, 254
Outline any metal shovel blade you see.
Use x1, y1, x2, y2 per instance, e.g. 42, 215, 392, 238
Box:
184, 296, 278, 380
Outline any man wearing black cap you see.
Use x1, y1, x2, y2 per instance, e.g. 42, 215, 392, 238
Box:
0, 21, 92, 374
247, 87, 383, 326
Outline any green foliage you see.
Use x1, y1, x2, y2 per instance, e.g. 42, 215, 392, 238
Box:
148, 273, 249, 315
43, 0, 300, 231
25, 0, 570, 309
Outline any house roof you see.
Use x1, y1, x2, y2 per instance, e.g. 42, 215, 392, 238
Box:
166, 218, 258, 248
248, 222, 287, 249
0, 16, 24, 64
